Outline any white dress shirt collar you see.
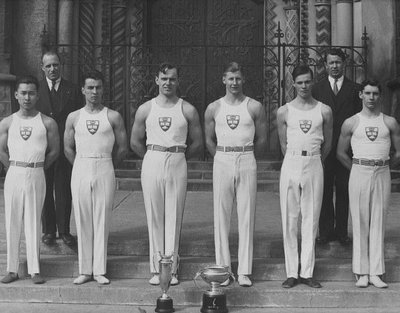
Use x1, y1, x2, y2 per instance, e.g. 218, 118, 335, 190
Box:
328, 75, 344, 92
46, 77, 61, 91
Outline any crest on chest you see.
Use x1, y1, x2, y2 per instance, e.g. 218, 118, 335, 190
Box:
365, 127, 378, 141
159, 117, 172, 131
226, 115, 240, 130
20, 126, 32, 140
299, 120, 312, 134
86, 120, 100, 135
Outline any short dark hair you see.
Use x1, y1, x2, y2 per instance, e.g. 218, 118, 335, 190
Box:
223, 62, 243, 76
325, 48, 346, 62
81, 70, 104, 87
361, 79, 382, 93
41, 50, 61, 63
291, 64, 313, 81
15, 75, 39, 91
156, 62, 179, 77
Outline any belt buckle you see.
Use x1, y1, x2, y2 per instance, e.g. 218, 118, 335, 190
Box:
226, 147, 233, 152
301, 150, 307, 156
172, 146, 178, 153
27, 163, 34, 168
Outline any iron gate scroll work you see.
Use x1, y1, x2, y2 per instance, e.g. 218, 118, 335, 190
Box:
53, 25, 368, 159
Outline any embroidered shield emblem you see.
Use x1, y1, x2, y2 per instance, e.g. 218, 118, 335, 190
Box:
20, 126, 32, 140
86, 120, 99, 135
226, 115, 240, 130
299, 120, 312, 134
365, 127, 378, 141
159, 117, 172, 131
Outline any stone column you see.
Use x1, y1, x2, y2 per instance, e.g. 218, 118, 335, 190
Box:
79, 0, 95, 73
283, 0, 299, 103
58, 0, 74, 80
315, 0, 332, 79
111, 0, 127, 116
336, 0, 353, 46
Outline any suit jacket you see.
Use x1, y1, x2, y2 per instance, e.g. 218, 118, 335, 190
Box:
38, 78, 83, 148
312, 76, 362, 150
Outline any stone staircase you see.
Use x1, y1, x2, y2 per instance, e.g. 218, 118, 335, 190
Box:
116, 159, 400, 192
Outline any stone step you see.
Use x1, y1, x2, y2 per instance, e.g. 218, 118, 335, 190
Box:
2, 303, 399, 313
1, 278, 400, 309
3, 254, 400, 282
3, 237, 400, 260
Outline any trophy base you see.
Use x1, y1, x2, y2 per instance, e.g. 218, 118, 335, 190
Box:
155, 297, 175, 313
200, 293, 228, 313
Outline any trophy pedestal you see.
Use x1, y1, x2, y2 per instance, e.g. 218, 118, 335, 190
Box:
155, 296, 175, 313
200, 293, 228, 313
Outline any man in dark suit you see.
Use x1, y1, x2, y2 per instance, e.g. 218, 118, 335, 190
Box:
38, 50, 82, 246
312, 48, 362, 245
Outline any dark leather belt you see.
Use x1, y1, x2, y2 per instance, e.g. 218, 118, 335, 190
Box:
9, 160, 44, 168
352, 158, 389, 167
216, 145, 254, 153
286, 149, 320, 156
147, 144, 186, 153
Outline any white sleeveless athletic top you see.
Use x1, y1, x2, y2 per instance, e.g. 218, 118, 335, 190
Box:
8, 112, 47, 163
286, 102, 324, 153
351, 113, 390, 160
214, 97, 255, 146
74, 107, 115, 155
145, 98, 188, 147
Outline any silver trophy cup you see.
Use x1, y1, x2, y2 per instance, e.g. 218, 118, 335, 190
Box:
194, 265, 234, 313
155, 253, 175, 313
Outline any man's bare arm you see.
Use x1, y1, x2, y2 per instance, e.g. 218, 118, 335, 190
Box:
276, 105, 288, 156
384, 115, 400, 168
336, 117, 355, 170
183, 102, 203, 160
250, 100, 268, 159
204, 102, 218, 157
43, 116, 60, 170
130, 103, 150, 158
0, 117, 11, 168
321, 104, 333, 161
109, 109, 128, 167
64, 111, 78, 165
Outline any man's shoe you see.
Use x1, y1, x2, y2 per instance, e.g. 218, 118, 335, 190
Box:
282, 277, 297, 288
238, 275, 252, 287
31, 273, 45, 284
1, 272, 18, 284
94, 275, 110, 285
316, 236, 328, 244
338, 236, 351, 246
149, 274, 160, 285
369, 275, 388, 288
170, 274, 179, 286
355, 275, 369, 288
42, 233, 56, 245
299, 277, 322, 288
73, 274, 92, 285
60, 233, 76, 246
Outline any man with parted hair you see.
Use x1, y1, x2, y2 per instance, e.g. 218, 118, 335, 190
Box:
277, 64, 332, 289
312, 48, 362, 245
0, 75, 60, 284
64, 70, 128, 285
38, 50, 83, 247
130, 63, 203, 286
204, 62, 268, 287
337, 80, 400, 288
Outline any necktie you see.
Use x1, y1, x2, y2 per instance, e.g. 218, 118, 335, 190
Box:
51, 80, 57, 94
333, 79, 339, 95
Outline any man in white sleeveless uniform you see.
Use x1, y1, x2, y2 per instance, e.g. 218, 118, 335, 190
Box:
64, 70, 127, 285
0, 76, 59, 284
337, 80, 400, 288
130, 63, 202, 286
277, 65, 332, 289
204, 62, 267, 287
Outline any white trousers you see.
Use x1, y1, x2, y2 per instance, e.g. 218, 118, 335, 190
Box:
141, 150, 187, 274
349, 164, 390, 276
4, 166, 45, 275
279, 154, 323, 279
71, 157, 115, 276
213, 151, 256, 275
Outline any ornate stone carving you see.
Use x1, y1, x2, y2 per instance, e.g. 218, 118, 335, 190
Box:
315, 0, 331, 79
79, 0, 95, 73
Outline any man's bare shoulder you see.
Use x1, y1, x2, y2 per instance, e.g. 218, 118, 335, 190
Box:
247, 97, 263, 110
0, 115, 13, 131
182, 100, 199, 120
383, 114, 399, 130
277, 103, 289, 116
66, 109, 81, 122
106, 107, 124, 126
320, 102, 332, 115
135, 100, 152, 119
205, 99, 221, 116
342, 114, 359, 131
